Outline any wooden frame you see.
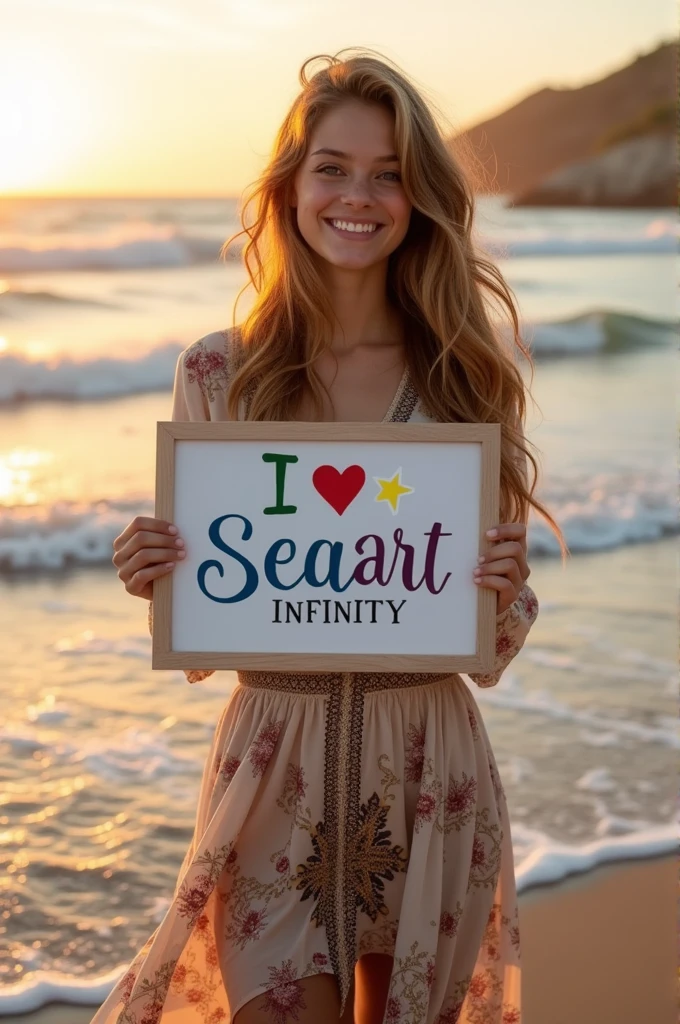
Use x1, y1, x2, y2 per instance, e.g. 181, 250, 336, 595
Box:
152, 421, 500, 673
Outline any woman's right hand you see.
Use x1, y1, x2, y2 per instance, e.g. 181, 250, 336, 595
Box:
112, 516, 186, 602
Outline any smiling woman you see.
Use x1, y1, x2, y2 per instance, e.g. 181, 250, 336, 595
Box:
97, 45, 561, 1024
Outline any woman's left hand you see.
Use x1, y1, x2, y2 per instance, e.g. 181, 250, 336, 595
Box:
473, 522, 531, 616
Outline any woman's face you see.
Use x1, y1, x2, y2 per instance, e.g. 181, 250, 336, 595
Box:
291, 100, 412, 271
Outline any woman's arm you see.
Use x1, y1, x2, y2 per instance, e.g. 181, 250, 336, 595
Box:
466, 581, 539, 688
467, 409, 539, 687
147, 334, 232, 683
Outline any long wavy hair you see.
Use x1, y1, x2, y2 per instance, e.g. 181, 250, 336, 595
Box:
219, 47, 567, 558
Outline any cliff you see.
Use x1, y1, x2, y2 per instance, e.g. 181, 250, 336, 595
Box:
450, 40, 677, 207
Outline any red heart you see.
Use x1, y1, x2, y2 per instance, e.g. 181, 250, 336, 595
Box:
312, 464, 366, 516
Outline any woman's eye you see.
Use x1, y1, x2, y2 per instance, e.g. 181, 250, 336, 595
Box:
316, 165, 401, 182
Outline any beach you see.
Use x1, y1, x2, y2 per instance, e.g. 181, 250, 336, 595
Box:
15, 852, 676, 1023
0, 196, 675, 1023
521, 853, 676, 1023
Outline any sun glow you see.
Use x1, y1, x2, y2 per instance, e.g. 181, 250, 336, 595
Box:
0, 449, 53, 505
0, 43, 95, 193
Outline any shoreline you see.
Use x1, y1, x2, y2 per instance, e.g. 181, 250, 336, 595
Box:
8, 851, 676, 1024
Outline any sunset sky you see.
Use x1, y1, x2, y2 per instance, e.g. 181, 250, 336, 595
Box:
1, 0, 672, 198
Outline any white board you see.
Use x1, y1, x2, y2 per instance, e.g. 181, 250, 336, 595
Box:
153, 422, 500, 673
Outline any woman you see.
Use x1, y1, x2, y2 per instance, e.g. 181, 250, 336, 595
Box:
100, 49, 565, 1024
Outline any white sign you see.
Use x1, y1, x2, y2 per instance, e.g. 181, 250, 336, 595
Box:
152, 422, 500, 673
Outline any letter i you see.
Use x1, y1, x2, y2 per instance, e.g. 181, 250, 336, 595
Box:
262, 453, 298, 515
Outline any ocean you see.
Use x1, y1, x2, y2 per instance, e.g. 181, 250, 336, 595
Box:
0, 195, 676, 1016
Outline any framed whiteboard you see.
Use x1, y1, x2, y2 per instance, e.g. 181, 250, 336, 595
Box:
152, 422, 500, 673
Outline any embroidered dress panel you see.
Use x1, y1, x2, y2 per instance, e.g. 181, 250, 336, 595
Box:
90, 327, 538, 1024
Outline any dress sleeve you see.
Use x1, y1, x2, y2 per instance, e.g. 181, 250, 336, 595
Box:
466, 582, 539, 688
467, 407, 539, 688
147, 340, 224, 684
170, 344, 212, 422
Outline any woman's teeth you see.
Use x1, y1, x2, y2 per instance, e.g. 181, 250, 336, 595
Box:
325, 219, 383, 238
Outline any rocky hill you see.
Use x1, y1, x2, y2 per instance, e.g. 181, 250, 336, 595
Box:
450, 40, 676, 207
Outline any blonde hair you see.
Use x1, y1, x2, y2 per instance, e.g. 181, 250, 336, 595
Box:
220, 47, 568, 559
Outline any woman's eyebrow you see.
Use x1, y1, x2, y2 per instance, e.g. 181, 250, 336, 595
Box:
310, 147, 400, 163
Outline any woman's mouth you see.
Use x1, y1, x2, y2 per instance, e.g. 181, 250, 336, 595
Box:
323, 219, 385, 241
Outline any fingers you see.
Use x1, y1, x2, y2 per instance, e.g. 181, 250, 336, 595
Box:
117, 542, 186, 581
113, 530, 184, 568
125, 559, 178, 598
477, 542, 530, 582
113, 521, 184, 568
474, 559, 523, 593
486, 522, 527, 556
112, 517, 185, 600
112, 516, 178, 553
473, 573, 517, 615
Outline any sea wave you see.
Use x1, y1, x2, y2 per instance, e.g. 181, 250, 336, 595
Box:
518, 309, 675, 356
0, 470, 676, 575
526, 470, 677, 555
0, 343, 183, 402
0, 215, 675, 274
0, 310, 673, 404
0, 284, 123, 316
484, 217, 678, 257
0, 226, 235, 273
0, 499, 147, 573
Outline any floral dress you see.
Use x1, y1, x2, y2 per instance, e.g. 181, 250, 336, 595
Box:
89, 329, 539, 1024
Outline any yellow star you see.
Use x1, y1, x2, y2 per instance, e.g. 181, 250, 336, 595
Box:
373, 467, 414, 515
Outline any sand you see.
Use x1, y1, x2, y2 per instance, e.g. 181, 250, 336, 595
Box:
520, 853, 676, 1024
14, 854, 676, 1024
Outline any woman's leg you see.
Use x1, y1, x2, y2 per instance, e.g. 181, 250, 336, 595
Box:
354, 953, 394, 1024
233, 972, 356, 1023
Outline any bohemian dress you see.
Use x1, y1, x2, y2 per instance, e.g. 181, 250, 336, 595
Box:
89, 328, 539, 1024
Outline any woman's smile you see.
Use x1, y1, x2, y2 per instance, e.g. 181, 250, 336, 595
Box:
322, 217, 386, 241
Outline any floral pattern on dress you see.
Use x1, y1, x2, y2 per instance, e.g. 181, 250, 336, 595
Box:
487, 757, 505, 809
413, 760, 478, 838
92, 692, 521, 1024
385, 939, 437, 1023
258, 959, 307, 1024
215, 763, 313, 953
459, 965, 521, 1024
276, 761, 308, 813
184, 339, 230, 403
254, 954, 332, 1024
118, 959, 178, 1024
438, 901, 464, 938
217, 754, 241, 785
351, 791, 410, 921
467, 582, 539, 689
357, 916, 400, 956
167, 913, 226, 1022
249, 720, 284, 776
404, 723, 427, 783
432, 976, 472, 1023
217, 839, 295, 947
176, 842, 235, 928
292, 782, 409, 927
467, 706, 481, 740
